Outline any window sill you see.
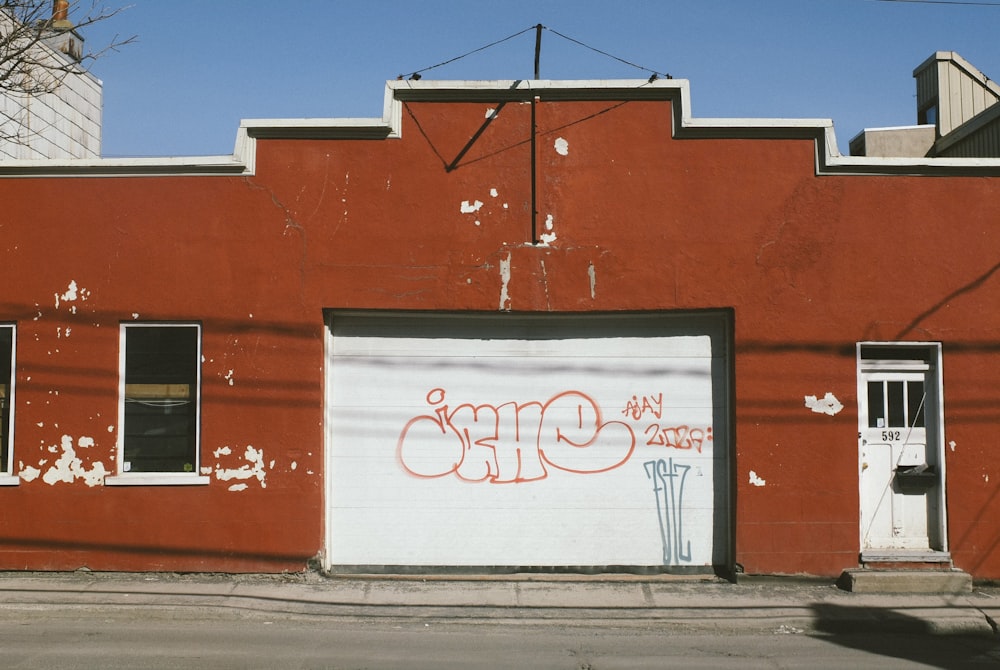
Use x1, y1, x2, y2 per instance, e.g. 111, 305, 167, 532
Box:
0, 474, 19, 486
104, 474, 210, 486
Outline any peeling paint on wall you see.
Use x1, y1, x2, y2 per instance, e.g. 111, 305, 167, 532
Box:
554, 137, 569, 156
460, 200, 483, 214
39, 435, 107, 487
588, 262, 597, 299
214, 445, 268, 491
804, 392, 843, 416
224, 369, 235, 386
19, 464, 40, 482
54, 280, 90, 310
498, 253, 512, 311
749, 470, 767, 487
949, 441, 957, 452
55, 280, 76, 308
538, 214, 557, 246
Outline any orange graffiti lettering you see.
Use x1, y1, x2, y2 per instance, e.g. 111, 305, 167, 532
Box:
397, 388, 636, 483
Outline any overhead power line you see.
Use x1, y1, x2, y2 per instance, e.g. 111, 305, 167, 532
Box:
874, 0, 1000, 6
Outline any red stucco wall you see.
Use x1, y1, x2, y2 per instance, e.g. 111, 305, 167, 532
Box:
2, 178, 324, 571
1, 93, 998, 577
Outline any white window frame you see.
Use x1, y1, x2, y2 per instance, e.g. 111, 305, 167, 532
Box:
106, 322, 208, 486
0, 324, 16, 486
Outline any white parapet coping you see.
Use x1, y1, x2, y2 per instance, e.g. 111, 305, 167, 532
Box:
2, 78, 1000, 178
0, 154, 249, 177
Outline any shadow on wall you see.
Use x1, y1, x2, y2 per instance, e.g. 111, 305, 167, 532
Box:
0, 534, 315, 572
810, 602, 1000, 667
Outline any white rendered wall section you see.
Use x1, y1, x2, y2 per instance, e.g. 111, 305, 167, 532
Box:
0, 30, 101, 159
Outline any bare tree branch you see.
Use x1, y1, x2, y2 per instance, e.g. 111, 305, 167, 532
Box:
0, 1, 134, 152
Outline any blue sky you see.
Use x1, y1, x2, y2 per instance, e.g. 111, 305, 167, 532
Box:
78, 0, 1000, 157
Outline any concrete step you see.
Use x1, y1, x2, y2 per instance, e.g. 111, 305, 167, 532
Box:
838, 569, 972, 594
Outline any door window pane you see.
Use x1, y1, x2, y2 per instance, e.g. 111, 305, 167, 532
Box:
907, 380, 925, 428
867, 381, 885, 428
887, 381, 905, 427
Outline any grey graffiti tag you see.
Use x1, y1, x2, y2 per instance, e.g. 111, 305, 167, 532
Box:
643, 458, 692, 564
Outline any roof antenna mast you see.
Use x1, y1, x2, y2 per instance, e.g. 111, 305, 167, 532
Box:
534, 24, 542, 79
530, 24, 543, 244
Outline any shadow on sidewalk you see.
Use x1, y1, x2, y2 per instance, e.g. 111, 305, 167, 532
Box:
810, 603, 1000, 668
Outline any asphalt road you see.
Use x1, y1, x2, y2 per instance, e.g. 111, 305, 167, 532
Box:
2, 605, 999, 669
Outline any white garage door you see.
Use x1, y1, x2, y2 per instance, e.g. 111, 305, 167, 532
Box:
325, 312, 731, 572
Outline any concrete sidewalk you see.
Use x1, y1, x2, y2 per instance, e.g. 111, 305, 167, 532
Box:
0, 571, 998, 636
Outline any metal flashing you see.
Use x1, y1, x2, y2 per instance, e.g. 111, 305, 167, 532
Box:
241, 117, 397, 140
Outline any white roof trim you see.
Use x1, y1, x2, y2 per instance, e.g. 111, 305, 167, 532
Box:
0, 154, 248, 177
856, 124, 935, 133
3, 78, 1000, 177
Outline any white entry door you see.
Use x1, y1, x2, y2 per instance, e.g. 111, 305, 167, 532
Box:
858, 362, 932, 551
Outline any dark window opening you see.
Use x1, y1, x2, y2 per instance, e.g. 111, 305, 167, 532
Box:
123, 325, 199, 473
0, 327, 12, 474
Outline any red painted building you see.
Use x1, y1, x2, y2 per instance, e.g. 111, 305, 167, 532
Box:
0, 77, 998, 579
